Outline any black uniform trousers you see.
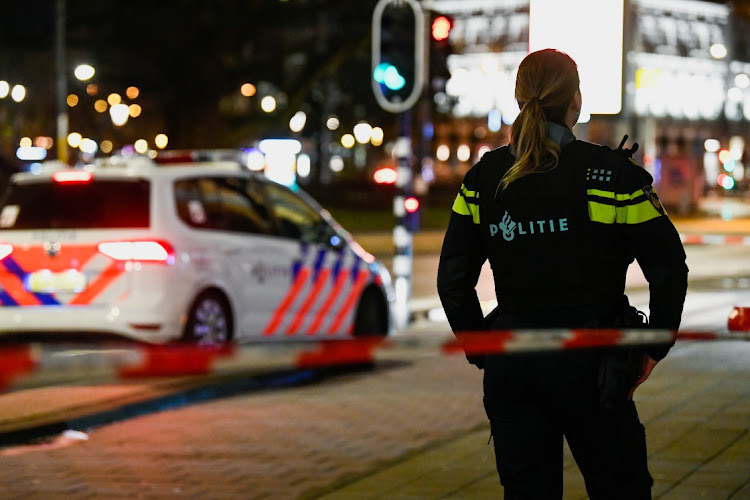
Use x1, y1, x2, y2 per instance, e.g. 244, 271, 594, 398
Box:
481, 318, 653, 499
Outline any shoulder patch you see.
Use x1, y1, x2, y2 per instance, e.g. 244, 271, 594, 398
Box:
642, 185, 665, 215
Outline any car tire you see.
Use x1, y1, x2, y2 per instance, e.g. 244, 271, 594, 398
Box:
353, 287, 388, 337
182, 290, 233, 345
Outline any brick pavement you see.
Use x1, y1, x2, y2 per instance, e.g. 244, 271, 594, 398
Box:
0, 338, 747, 499
311, 340, 750, 500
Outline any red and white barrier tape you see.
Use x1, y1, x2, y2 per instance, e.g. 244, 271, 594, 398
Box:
680, 233, 750, 245
0, 323, 748, 392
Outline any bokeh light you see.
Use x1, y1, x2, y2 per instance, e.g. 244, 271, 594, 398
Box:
241, 83, 256, 97
67, 132, 83, 148
74, 64, 95, 81
154, 134, 168, 149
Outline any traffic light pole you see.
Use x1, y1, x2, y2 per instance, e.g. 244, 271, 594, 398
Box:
371, 0, 426, 332
392, 111, 413, 331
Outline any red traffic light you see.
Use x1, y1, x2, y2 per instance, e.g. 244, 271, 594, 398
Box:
404, 196, 420, 213
431, 15, 452, 42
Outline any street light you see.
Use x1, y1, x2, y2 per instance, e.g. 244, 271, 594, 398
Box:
74, 64, 95, 81
110, 103, 129, 126
353, 122, 373, 144
10, 85, 26, 103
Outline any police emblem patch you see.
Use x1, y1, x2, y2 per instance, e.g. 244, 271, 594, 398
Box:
642, 185, 665, 215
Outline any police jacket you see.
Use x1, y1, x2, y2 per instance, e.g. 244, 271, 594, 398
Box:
437, 123, 689, 361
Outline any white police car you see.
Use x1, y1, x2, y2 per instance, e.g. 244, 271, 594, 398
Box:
0, 153, 394, 344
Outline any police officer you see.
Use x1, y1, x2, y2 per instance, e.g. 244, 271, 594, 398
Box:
437, 49, 688, 499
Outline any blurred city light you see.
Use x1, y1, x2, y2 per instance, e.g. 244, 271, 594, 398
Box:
94, 99, 107, 113
110, 103, 129, 126
488, 109, 502, 132
421, 158, 434, 182
245, 148, 265, 171
107, 93, 122, 106
341, 134, 355, 148
431, 15, 452, 42
729, 136, 745, 160
728, 87, 743, 102
67, 94, 79, 107
289, 111, 307, 133
326, 116, 340, 130
80, 138, 98, 155
86, 84, 98, 96
374, 62, 406, 91
436, 144, 449, 161
710, 43, 728, 59
404, 196, 420, 213
129, 104, 142, 118
371, 127, 384, 146
456, 144, 471, 162
296, 154, 311, 178
134, 139, 148, 154
67, 132, 83, 148
11, 85, 26, 102
329, 155, 344, 172
126, 86, 139, 99
74, 64, 95, 81
718, 173, 735, 189
100, 140, 113, 154
704, 139, 720, 152
373, 166, 397, 184
736, 74, 750, 88
258, 138, 302, 187
154, 134, 168, 149
0, 81, 9, 98
240, 83, 256, 97
529, 0, 623, 115
353, 122, 373, 144
260, 96, 276, 113
34, 136, 54, 149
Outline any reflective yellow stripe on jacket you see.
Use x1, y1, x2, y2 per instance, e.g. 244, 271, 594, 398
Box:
452, 184, 480, 224
587, 188, 662, 224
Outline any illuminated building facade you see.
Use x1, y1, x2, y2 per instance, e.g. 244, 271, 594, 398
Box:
425, 0, 750, 208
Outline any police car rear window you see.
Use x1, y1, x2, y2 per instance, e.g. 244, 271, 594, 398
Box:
0, 179, 150, 229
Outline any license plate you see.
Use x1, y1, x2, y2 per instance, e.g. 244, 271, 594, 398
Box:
24, 269, 87, 294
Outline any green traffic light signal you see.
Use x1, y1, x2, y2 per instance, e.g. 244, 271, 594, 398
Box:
371, 0, 426, 113
374, 62, 406, 91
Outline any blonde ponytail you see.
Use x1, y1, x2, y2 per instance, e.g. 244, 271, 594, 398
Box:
498, 49, 579, 194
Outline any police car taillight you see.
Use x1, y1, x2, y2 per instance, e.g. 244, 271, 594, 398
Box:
53, 170, 93, 184
0, 243, 12, 261
98, 240, 174, 264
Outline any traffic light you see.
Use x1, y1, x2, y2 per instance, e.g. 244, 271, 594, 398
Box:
372, 0, 426, 113
431, 14, 452, 44
404, 196, 420, 232
428, 11, 454, 89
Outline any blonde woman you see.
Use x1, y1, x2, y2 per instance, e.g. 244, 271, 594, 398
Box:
437, 49, 688, 499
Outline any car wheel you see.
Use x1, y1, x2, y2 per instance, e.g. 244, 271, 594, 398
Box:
353, 287, 388, 337
183, 290, 233, 345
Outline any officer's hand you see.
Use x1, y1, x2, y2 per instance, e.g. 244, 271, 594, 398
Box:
628, 355, 658, 399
